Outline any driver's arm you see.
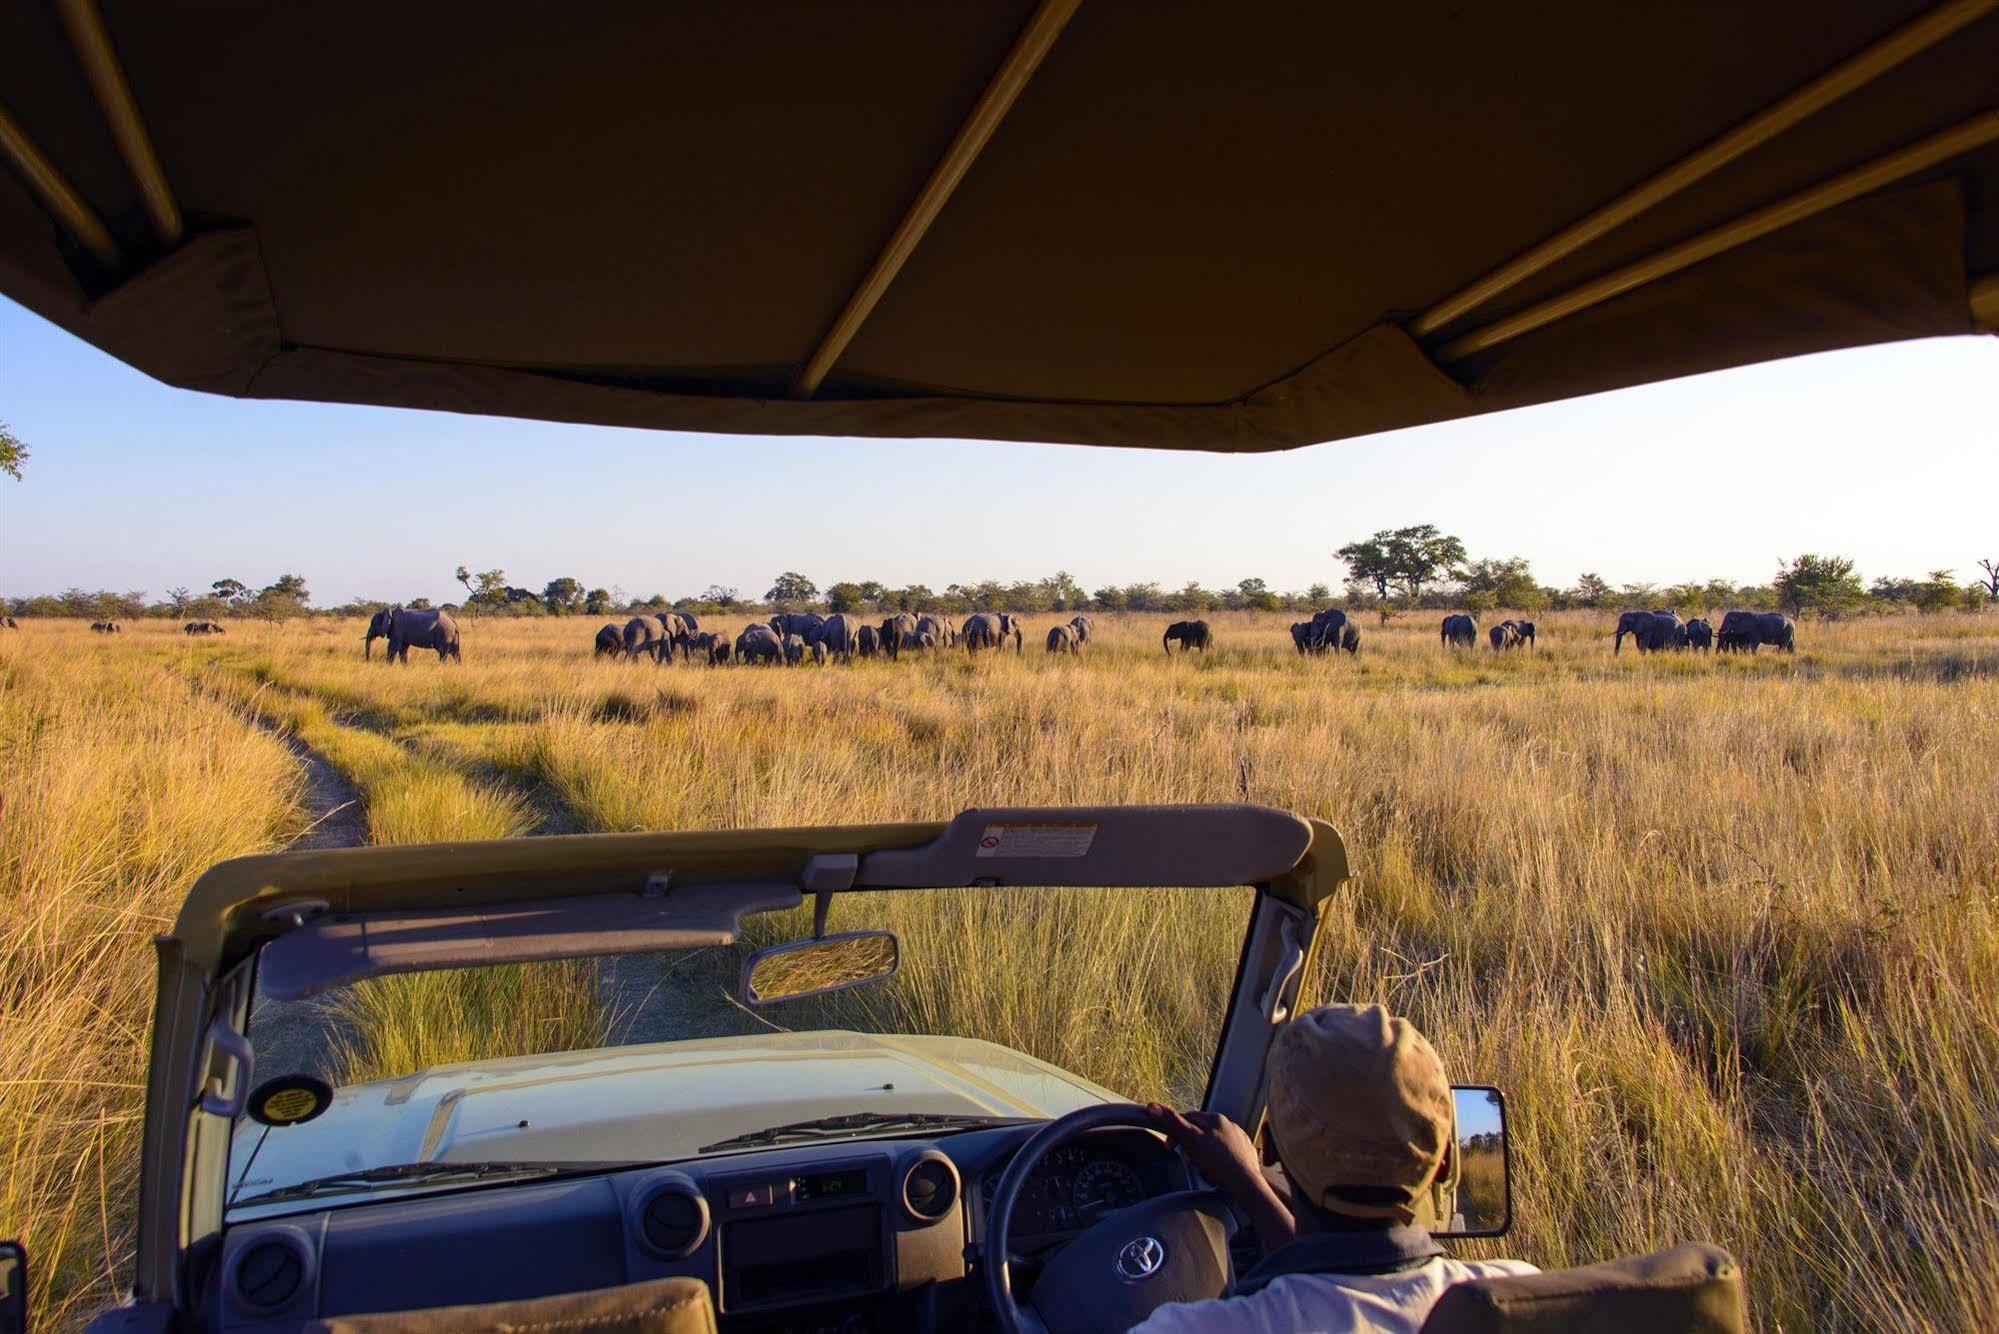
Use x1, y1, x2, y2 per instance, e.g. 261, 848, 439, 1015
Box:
1145, 1105, 1297, 1253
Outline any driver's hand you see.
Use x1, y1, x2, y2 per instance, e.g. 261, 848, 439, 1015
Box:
1144, 1106, 1260, 1194
1145, 1105, 1298, 1253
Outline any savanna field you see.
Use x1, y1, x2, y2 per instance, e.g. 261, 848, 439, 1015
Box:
3, 611, 1996, 1330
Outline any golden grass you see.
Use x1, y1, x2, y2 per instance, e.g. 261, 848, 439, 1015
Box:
0, 633, 304, 1327
5, 610, 1997, 1329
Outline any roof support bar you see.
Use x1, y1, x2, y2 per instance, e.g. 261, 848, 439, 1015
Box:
1412, 0, 1999, 338
1438, 106, 1999, 362
0, 99, 123, 269
793, 0, 1081, 398
55, 0, 182, 248
1974, 274, 1999, 332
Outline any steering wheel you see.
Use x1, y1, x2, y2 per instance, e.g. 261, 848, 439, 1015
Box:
985, 1104, 1240, 1334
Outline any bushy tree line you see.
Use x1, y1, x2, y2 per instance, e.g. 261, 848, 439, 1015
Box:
7, 548, 1988, 622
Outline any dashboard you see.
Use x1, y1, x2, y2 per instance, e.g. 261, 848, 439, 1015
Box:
975, 1137, 1165, 1243
206, 1123, 1185, 1331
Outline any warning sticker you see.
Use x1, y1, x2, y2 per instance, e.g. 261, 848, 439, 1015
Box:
974, 822, 1098, 858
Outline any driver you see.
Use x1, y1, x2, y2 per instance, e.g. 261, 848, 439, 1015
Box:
1133, 1004, 1535, 1333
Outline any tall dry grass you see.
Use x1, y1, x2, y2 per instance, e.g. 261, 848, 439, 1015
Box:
0, 630, 304, 1326
6, 610, 1996, 1328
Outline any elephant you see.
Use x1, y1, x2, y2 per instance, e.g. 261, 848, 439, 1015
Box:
1613, 610, 1684, 654
810, 640, 829, 664
815, 613, 862, 661
367, 607, 462, 663
622, 615, 668, 661
1718, 610, 1795, 653
593, 624, 623, 658
1440, 614, 1477, 648
1309, 609, 1350, 649
1290, 621, 1316, 654
1163, 619, 1211, 653
91, 620, 122, 633
1489, 622, 1520, 651
770, 612, 825, 642
962, 612, 1022, 653
1684, 618, 1713, 651
879, 612, 919, 659
1511, 620, 1536, 649
783, 634, 807, 665
678, 612, 700, 633
1, 616, 16, 629
735, 624, 783, 664
684, 631, 731, 665
903, 630, 939, 654
1337, 622, 1361, 655
183, 621, 226, 635
1068, 614, 1094, 643
916, 613, 957, 647
1046, 624, 1081, 654
856, 624, 881, 658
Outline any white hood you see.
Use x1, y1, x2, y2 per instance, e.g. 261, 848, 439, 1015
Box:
228, 1030, 1116, 1212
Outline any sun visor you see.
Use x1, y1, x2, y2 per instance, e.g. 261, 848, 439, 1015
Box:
857, 805, 1314, 888
257, 882, 803, 1000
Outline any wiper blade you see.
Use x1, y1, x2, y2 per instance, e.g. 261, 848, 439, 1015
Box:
231, 1160, 581, 1208
699, 1112, 1003, 1154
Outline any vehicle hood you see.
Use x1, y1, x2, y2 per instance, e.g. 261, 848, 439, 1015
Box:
228, 1030, 1116, 1212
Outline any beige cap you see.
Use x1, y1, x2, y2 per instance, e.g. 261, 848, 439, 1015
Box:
1265, 1004, 1454, 1225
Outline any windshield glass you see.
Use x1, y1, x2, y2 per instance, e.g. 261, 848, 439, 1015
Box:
230, 884, 1252, 1219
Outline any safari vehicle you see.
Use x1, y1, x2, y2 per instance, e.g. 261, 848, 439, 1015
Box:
67, 805, 1544, 1332
4, 1, 1993, 1329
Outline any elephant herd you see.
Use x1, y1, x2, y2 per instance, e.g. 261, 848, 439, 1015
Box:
336, 604, 1800, 669
1613, 608, 1794, 654
89, 621, 122, 633
1291, 609, 1361, 656
182, 620, 226, 635
594, 610, 1092, 666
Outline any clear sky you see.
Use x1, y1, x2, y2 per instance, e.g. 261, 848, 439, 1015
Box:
2, 294, 1994, 606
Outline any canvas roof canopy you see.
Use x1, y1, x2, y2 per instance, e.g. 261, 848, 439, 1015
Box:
2, 0, 1995, 452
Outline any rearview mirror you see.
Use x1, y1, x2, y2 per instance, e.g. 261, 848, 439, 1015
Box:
1438, 1085, 1510, 1238
740, 930, 899, 1006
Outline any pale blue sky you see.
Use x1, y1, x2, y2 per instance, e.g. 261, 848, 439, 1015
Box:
2, 294, 1993, 605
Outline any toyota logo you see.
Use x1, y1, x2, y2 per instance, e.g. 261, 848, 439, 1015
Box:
1115, 1235, 1167, 1281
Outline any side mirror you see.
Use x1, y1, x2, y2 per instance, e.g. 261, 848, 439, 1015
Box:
739, 930, 899, 1006
0, 1240, 27, 1334
1436, 1085, 1511, 1238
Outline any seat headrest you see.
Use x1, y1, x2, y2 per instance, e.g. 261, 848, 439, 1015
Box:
304, 1276, 716, 1333
1419, 1244, 1746, 1334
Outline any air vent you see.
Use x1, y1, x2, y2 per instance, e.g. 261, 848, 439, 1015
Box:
228, 1228, 314, 1314
901, 1152, 960, 1223
631, 1173, 710, 1260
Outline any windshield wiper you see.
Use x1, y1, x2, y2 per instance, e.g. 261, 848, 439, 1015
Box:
231, 1159, 618, 1208
699, 1111, 1008, 1154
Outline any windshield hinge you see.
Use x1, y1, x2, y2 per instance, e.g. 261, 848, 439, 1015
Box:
803, 854, 858, 938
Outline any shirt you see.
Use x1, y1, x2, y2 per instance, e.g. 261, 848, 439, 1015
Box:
1128, 1228, 1537, 1334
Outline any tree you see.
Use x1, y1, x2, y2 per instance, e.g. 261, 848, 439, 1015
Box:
1914, 569, 1961, 614
1305, 582, 1331, 605
764, 572, 818, 606
1457, 557, 1545, 611
1979, 559, 1999, 601
542, 577, 584, 614
212, 578, 249, 605
1336, 525, 1466, 602
459, 569, 508, 616
264, 573, 310, 603
826, 582, 868, 613
455, 565, 474, 601
1235, 577, 1280, 612
0, 422, 26, 481
1701, 578, 1739, 612
1774, 554, 1864, 618
1568, 572, 1613, 608
165, 587, 193, 616
699, 584, 740, 608
249, 574, 310, 625
584, 587, 612, 615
